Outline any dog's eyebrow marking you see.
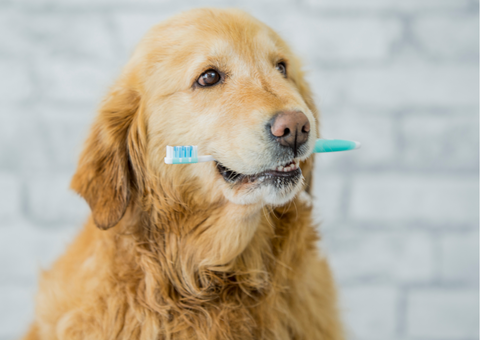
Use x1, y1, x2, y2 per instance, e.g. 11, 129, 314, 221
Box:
260, 76, 278, 98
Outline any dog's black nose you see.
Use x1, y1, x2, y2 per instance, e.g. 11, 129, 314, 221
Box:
268, 111, 310, 155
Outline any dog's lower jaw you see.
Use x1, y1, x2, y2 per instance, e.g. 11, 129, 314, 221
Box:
221, 175, 305, 206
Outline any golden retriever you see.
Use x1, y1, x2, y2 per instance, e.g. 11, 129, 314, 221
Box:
23, 8, 344, 340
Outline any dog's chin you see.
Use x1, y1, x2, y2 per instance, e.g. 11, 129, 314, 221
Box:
217, 160, 304, 206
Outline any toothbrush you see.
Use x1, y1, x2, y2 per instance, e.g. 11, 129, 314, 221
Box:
164, 139, 361, 164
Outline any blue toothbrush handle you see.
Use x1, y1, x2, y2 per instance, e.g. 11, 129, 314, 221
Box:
314, 139, 361, 153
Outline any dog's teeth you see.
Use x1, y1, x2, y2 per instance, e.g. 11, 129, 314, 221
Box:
273, 162, 301, 172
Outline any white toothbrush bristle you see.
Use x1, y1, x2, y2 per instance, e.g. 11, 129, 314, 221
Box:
165, 145, 199, 159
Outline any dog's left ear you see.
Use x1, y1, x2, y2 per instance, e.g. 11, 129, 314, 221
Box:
71, 84, 142, 230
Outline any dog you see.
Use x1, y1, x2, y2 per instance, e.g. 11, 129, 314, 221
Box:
23, 8, 344, 340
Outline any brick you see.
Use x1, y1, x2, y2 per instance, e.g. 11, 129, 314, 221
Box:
305, 0, 473, 12
36, 55, 116, 103
305, 68, 347, 109
0, 225, 72, 338
0, 284, 35, 339
347, 63, 479, 109
406, 289, 479, 339
413, 15, 479, 61
0, 224, 41, 284
34, 107, 92, 171
112, 12, 180, 54
319, 109, 397, 168
0, 112, 51, 172
350, 175, 479, 225
311, 170, 345, 228
440, 231, 479, 284
307, 63, 479, 111
0, 173, 21, 221
0, 109, 22, 171
0, 221, 79, 284
325, 231, 435, 284
26, 174, 90, 224
0, 221, 80, 337
401, 113, 479, 171
16, 0, 173, 8
26, 13, 118, 62
0, 9, 31, 56
0, 59, 32, 103
260, 14, 403, 63
235, 0, 296, 10
0, 108, 91, 173
341, 285, 398, 340
114, 11, 402, 63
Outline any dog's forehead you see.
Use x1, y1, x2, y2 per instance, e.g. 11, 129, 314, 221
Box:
196, 32, 280, 66
148, 10, 286, 60
137, 10, 293, 91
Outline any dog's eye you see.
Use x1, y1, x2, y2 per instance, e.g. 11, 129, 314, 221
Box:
197, 69, 221, 87
276, 62, 287, 77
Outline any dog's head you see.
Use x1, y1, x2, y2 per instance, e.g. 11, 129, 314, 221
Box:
72, 9, 318, 230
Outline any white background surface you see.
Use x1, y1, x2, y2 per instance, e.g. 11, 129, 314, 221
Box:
0, 0, 478, 339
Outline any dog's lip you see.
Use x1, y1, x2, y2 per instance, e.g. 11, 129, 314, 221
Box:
216, 159, 301, 184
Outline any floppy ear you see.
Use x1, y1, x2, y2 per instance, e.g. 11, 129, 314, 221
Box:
291, 58, 319, 195
71, 85, 141, 230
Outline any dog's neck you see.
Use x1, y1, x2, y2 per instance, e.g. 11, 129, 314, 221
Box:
90, 186, 316, 338
110, 186, 314, 301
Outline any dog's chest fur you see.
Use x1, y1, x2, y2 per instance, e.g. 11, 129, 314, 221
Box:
28, 197, 343, 340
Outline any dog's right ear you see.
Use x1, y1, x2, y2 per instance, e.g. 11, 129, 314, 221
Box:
71, 84, 141, 230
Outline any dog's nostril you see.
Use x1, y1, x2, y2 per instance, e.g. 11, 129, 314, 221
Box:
270, 111, 309, 138
269, 110, 310, 154
302, 121, 310, 133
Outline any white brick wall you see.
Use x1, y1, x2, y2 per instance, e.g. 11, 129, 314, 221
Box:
0, 1, 478, 340
341, 285, 399, 340
346, 63, 479, 109
253, 13, 404, 63
440, 231, 479, 284
412, 14, 479, 61
0, 60, 32, 103
0, 285, 36, 340
406, 289, 479, 339
26, 175, 89, 224
349, 175, 478, 224
0, 174, 22, 221
324, 230, 435, 284
304, 0, 475, 12
401, 113, 479, 171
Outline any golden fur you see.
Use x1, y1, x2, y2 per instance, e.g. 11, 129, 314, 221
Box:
23, 8, 344, 340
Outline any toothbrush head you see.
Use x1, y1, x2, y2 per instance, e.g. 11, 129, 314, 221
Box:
164, 145, 198, 164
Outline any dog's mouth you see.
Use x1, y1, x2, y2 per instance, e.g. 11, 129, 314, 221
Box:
216, 159, 302, 186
